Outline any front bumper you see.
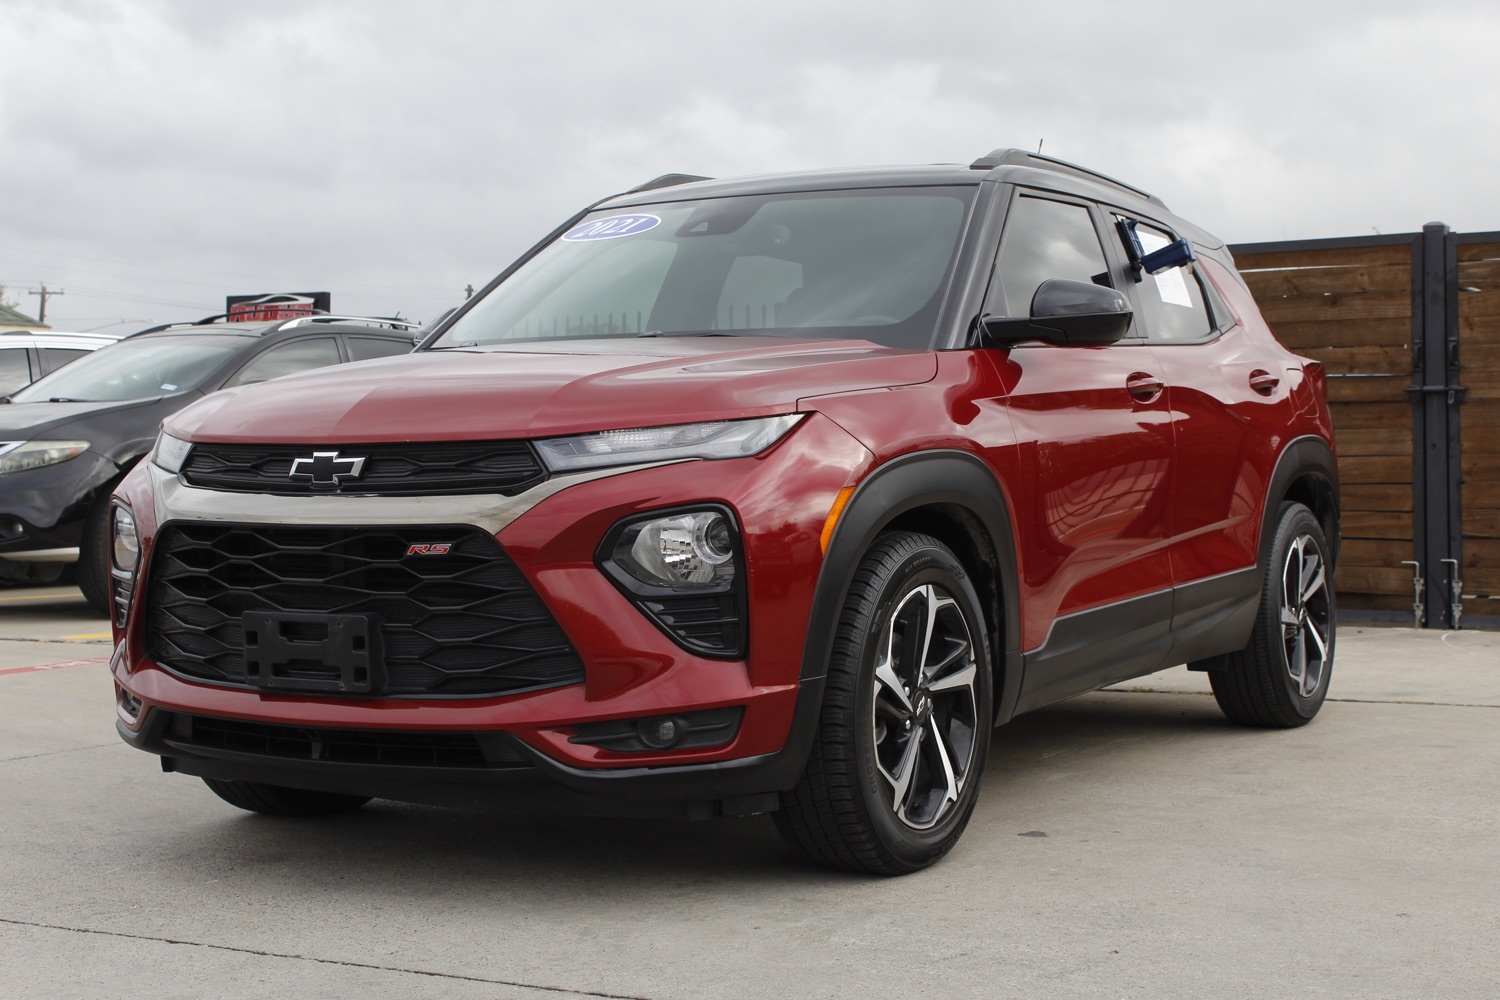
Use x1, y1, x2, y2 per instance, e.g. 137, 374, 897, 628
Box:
111, 415, 873, 810
0, 450, 117, 559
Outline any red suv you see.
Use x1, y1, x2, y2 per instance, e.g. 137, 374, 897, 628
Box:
110, 149, 1339, 874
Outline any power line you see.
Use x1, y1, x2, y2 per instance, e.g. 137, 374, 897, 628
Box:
28, 285, 64, 324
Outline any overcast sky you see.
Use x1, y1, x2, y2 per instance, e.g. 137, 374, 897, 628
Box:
2, 0, 1497, 331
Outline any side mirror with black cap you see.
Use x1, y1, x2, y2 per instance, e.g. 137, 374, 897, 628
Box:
979, 278, 1133, 346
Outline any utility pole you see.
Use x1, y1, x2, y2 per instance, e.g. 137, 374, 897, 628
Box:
464, 284, 475, 300
28, 285, 64, 325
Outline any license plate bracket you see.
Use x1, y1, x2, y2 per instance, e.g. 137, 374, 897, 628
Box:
242, 611, 383, 695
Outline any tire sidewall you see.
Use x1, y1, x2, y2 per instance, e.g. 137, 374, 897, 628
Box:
845, 542, 993, 864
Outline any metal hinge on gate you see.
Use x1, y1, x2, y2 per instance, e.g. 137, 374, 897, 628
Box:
1441, 559, 1464, 630
1400, 561, 1424, 628
1404, 383, 1468, 405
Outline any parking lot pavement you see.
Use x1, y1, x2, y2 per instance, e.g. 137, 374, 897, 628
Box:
2, 591, 1497, 1000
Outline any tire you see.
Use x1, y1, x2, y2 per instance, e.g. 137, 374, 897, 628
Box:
776, 532, 993, 875
202, 778, 372, 817
76, 496, 112, 616
1209, 502, 1336, 728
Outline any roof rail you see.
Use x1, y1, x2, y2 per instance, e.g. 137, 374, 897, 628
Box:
134, 311, 420, 336
134, 312, 235, 335
276, 315, 421, 331
969, 148, 1162, 205
625, 173, 712, 194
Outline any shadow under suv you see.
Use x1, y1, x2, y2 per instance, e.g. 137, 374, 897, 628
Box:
109, 149, 1339, 874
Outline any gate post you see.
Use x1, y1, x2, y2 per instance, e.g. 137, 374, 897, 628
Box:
1410, 222, 1463, 628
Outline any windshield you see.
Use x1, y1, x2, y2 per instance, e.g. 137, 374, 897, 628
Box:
9, 336, 239, 403
432, 187, 975, 350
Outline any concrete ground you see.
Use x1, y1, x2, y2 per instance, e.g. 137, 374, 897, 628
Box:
1, 584, 1496, 999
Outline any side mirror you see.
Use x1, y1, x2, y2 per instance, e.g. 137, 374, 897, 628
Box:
980, 278, 1133, 346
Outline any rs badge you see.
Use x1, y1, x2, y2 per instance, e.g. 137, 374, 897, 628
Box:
405, 543, 452, 556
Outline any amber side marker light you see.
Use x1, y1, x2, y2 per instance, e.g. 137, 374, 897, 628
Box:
820, 486, 856, 554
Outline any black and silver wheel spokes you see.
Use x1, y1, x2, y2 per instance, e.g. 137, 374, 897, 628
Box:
1279, 534, 1331, 697
870, 583, 980, 830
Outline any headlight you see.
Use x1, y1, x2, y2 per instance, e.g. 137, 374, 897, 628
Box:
112, 505, 140, 573
0, 440, 90, 475
613, 510, 736, 588
598, 505, 747, 659
109, 504, 140, 629
535, 414, 803, 472
150, 431, 193, 474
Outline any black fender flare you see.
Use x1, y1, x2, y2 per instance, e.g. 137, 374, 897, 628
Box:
1260, 434, 1341, 572
792, 449, 1024, 745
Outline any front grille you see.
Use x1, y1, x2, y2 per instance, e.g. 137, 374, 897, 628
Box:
146, 523, 585, 698
167, 714, 531, 769
180, 441, 547, 496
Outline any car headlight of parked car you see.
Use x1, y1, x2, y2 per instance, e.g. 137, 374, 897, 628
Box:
0, 440, 90, 475
149, 431, 193, 474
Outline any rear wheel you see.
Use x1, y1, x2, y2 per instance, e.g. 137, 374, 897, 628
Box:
776, 532, 992, 875
1209, 502, 1335, 728
202, 778, 371, 817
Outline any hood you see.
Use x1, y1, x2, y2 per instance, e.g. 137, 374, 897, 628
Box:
166, 338, 937, 444
0, 397, 165, 440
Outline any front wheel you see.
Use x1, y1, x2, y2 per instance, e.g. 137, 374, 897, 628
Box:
76, 496, 112, 616
1209, 502, 1336, 728
776, 532, 993, 875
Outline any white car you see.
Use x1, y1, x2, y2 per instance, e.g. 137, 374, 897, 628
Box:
0, 330, 123, 398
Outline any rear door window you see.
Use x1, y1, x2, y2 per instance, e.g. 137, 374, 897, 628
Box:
224, 337, 343, 387
346, 336, 413, 362
40, 347, 90, 373
1117, 217, 1214, 341
0, 347, 33, 395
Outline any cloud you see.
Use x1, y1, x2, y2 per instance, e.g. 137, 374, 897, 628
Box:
1, 0, 1497, 327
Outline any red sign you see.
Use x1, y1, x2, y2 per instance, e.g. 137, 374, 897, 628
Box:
226, 292, 332, 323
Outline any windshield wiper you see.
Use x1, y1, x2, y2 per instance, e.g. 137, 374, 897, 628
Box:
47, 397, 90, 403
637, 330, 743, 338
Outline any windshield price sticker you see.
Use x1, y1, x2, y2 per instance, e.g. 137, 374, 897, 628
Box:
562, 214, 662, 242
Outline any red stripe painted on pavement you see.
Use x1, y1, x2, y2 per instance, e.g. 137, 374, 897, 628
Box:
0, 656, 109, 677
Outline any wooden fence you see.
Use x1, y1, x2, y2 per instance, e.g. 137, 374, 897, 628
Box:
1231, 227, 1499, 626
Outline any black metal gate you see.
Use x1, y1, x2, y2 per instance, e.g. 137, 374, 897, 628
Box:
1231, 225, 1500, 628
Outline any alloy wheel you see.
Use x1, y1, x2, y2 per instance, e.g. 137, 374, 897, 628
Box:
870, 582, 981, 830
1280, 533, 1331, 698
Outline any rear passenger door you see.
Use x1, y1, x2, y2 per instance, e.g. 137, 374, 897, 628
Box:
985, 192, 1176, 706
1110, 214, 1294, 590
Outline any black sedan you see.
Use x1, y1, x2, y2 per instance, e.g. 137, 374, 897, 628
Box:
0, 314, 418, 610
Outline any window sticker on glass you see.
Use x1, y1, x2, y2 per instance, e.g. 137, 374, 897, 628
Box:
1136, 227, 1193, 308
561, 214, 662, 242
160, 383, 179, 391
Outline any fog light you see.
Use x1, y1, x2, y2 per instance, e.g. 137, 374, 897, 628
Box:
637, 716, 686, 749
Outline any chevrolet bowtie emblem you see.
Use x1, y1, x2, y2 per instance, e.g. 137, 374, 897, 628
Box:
288, 451, 367, 486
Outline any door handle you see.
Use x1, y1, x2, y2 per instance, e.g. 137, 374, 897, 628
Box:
1126, 372, 1164, 402
1249, 370, 1280, 396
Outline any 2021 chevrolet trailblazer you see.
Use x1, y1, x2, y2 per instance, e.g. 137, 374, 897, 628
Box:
108, 149, 1339, 874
